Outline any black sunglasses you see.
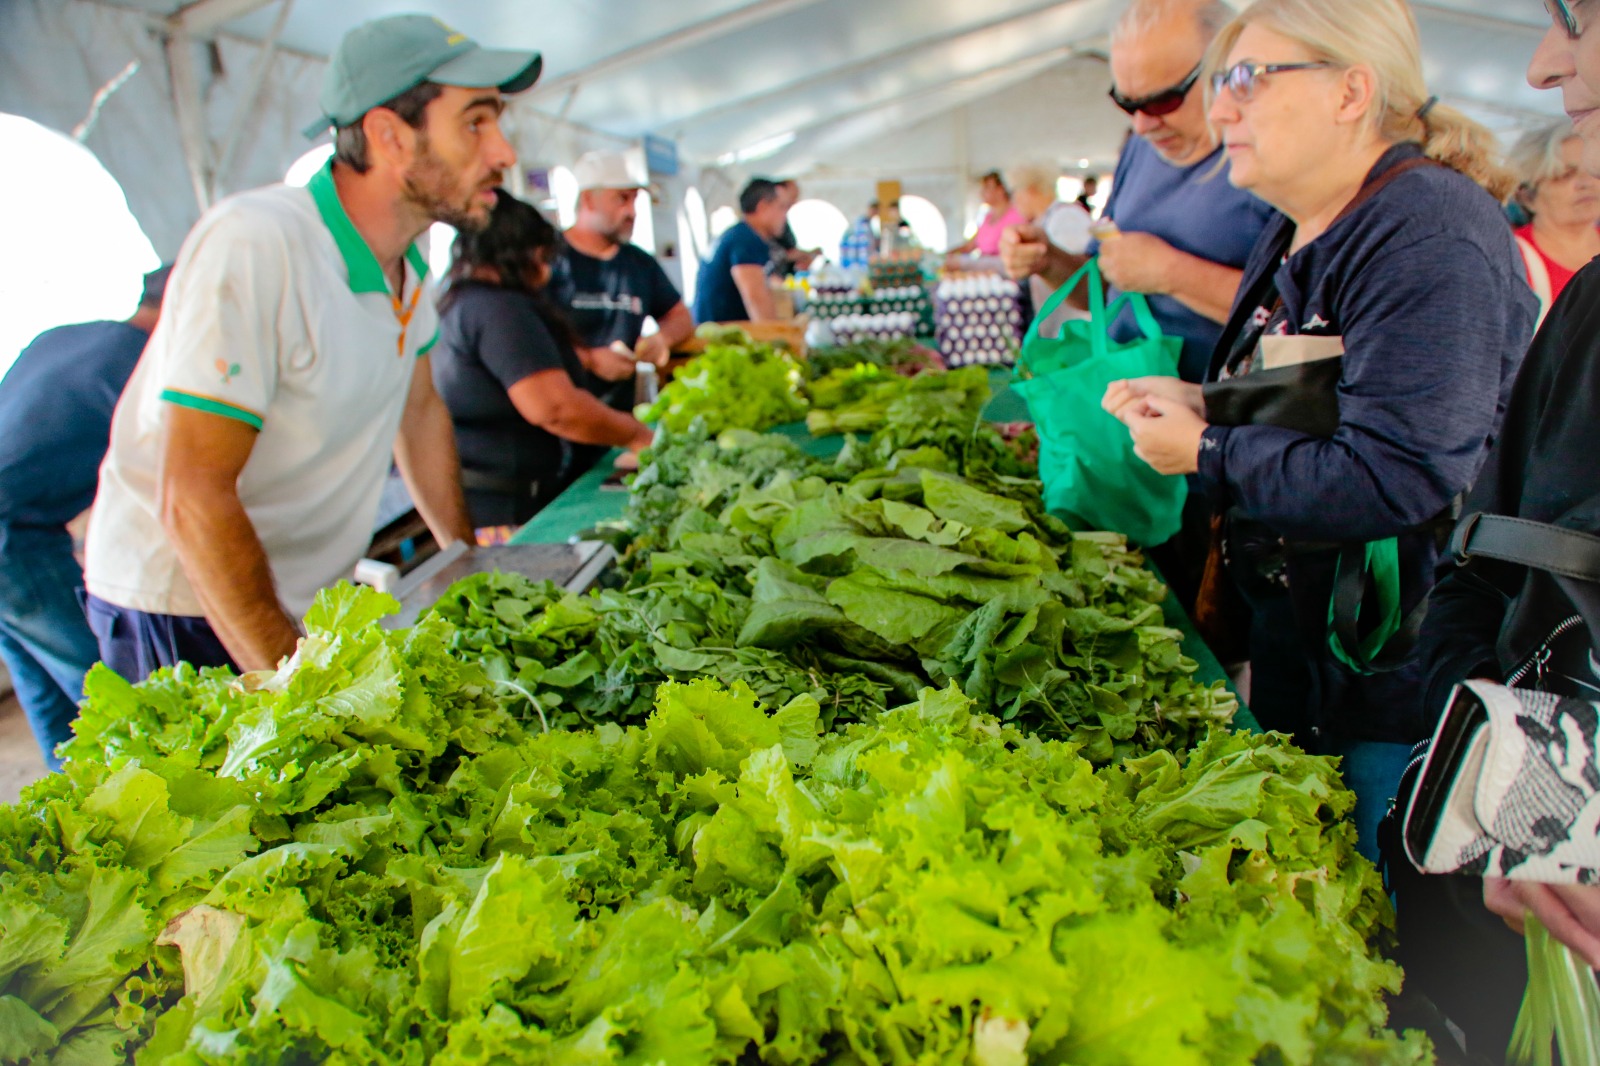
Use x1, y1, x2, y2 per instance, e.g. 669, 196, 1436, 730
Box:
1109, 64, 1202, 117
1547, 0, 1581, 38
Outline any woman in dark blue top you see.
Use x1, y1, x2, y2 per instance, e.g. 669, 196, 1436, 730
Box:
1104, 0, 1537, 860
433, 191, 652, 533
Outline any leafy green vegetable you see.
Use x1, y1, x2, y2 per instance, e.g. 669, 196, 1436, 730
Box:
0, 343, 1430, 1062
1508, 913, 1600, 1066
638, 329, 808, 434
549, 394, 1233, 759
802, 337, 943, 380
0, 592, 1432, 1061
805, 362, 990, 438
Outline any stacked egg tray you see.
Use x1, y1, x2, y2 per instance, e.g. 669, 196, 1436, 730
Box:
868, 259, 924, 291
809, 288, 935, 342
934, 277, 1026, 367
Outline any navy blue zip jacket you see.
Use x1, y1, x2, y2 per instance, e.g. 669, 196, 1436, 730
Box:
1196, 143, 1537, 745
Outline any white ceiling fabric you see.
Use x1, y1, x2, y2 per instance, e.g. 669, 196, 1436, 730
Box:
0, 0, 1567, 258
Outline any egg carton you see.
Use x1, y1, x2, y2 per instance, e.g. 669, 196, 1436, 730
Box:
869, 261, 924, 290
809, 292, 934, 335
933, 277, 1025, 367
829, 311, 922, 346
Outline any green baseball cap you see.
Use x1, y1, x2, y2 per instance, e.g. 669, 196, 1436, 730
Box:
303, 14, 542, 138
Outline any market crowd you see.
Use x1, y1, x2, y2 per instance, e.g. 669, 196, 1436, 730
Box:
1, 0, 1599, 1059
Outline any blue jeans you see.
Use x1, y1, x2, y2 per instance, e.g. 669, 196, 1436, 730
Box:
0, 530, 100, 770
1333, 739, 1414, 865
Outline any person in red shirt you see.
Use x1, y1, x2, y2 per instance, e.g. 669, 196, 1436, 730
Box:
1509, 118, 1600, 323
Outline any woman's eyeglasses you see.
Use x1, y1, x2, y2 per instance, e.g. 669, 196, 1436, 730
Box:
1209, 61, 1338, 103
1546, 0, 1581, 39
1109, 64, 1201, 117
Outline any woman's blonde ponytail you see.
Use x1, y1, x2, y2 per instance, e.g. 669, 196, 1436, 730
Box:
1416, 102, 1517, 201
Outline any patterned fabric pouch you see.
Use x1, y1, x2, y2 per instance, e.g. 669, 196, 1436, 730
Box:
1405, 679, 1600, 882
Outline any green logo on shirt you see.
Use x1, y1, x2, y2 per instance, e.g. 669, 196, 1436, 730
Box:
215, 359, 242, 385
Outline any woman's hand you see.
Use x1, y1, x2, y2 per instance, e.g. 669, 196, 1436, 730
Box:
1104, 376, 1204, 422
1484, 878, 1600, 969
1124, 395, 1207, 475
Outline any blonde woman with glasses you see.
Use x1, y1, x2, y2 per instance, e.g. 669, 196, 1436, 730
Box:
1104, 0, 1536, 877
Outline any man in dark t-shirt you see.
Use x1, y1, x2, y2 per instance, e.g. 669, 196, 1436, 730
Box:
694, 179, 790, 324
551, 151, 693, 414
0, 265, 169, 769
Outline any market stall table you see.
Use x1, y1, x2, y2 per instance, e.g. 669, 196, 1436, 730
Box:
509, 369, 1255, 728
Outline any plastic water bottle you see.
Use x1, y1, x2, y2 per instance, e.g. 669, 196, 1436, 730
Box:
637, 362, 659, 405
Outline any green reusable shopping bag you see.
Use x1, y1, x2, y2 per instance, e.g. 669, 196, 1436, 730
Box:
1011, 258, 1187, 547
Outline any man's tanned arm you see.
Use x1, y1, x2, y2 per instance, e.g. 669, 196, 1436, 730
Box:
157, 406, 300, 671
394, 355, 476, 548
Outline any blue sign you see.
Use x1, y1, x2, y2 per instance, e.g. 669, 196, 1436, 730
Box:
643, 134, 679, 178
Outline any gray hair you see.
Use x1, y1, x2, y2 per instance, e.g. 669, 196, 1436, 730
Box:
1509, 118, 1578, 194
1005, 162, 1060, 198
1113, 0, 1237, 45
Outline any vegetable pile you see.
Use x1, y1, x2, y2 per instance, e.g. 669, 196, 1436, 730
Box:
0, 338, 1433, 1063
0, 585, 1430, 1063
804, 363, 989, 438
638, 326, 808, 435
445, 381, 1233, 762
802, 338, 944, 380
640, 330, 968, 440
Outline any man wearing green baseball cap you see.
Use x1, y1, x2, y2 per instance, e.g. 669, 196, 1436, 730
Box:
84, 15, 542, 682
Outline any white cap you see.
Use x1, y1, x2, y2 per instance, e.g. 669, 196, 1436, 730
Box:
573, 151, 645, 192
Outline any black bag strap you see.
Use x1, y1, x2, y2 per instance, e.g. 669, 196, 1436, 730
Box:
1329, 503, 1460, 675
1449, 513, 1600, 584
1330, 544, 1430, 673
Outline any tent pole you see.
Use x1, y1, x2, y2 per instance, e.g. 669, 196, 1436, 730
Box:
171, 0, 277, 37
165, 32, 214, 213
212, 0, 294, 200
952, 108, 971, 236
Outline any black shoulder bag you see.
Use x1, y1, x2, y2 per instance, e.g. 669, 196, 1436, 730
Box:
1381, 514, 1600, 1060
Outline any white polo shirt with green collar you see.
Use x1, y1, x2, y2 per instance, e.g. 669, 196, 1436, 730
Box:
85, 160, 440, 619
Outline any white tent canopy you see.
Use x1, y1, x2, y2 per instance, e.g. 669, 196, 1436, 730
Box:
0, 0, 1568, 266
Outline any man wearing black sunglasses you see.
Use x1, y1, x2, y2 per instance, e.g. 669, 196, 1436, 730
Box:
1002, 0, 1276, 385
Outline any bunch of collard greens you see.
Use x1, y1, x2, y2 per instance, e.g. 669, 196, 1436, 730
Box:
444, 399, 1234, 760
0, 585, 1430, 1062
429, 571, 892, 733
